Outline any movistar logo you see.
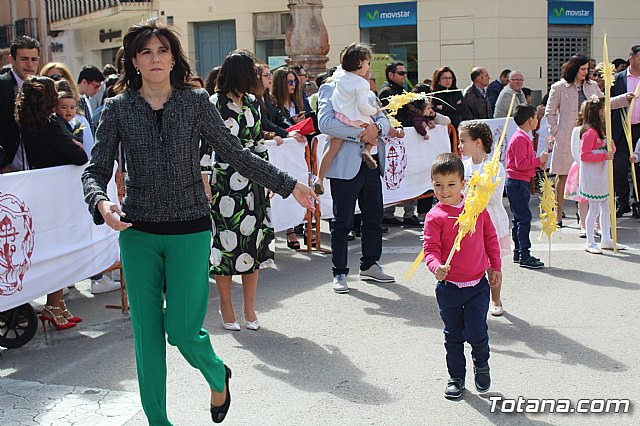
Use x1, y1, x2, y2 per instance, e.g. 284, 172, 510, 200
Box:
365, 10, 380, 21
365, 9, 411, 21
552, 7, 565, 18
552, 6, 590, 18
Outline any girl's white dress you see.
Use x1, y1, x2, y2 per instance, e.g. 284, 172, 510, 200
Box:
463, 157, 511, 255
579, 128, 609, 200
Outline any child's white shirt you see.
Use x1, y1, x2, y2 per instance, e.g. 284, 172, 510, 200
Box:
330, 67, 378, 123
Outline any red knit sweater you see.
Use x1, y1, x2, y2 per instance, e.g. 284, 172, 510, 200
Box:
423, 200, 502, 282
506, 128, 541, 182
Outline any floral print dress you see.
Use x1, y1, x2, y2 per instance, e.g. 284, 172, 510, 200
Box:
204, 93, 274, 275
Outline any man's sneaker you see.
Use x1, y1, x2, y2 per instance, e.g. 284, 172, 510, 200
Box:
359, 264, 395, 283
444, 378, 465, 399
91, 276, 120, 294
332, 274, 349, 294
519, 256, 544, 269
474, 366, 491, 393
512, 252, 519, 263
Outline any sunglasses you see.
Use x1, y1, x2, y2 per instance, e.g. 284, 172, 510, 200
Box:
261, 73, 272, 78
287, 80, 298, 86
49, 74, 63, 81
395, 71, 407, 76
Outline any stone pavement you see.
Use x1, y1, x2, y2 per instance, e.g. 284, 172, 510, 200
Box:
1, 200, 639, 426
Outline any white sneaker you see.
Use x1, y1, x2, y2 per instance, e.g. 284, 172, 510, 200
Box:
585, 244, 603, 254
90, 276, 121, 294
578, 229, 586, 238
332, 274, 349, 293
599, 241, 627, 251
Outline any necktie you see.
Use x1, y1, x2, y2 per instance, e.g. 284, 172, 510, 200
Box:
481, 88, 486, 98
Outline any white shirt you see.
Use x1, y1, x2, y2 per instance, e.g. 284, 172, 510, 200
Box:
330, 67, 378, 123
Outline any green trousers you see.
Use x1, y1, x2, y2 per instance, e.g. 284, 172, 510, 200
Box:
119, 229, 226, 426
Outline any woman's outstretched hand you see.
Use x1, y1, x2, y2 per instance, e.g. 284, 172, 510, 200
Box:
98, 200, 132, 232
292, 182, 319, 211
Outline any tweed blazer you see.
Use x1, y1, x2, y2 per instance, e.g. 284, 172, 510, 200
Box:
493, 85, 526, 118
461, 84, 493, 121
545, 79, 629, 175
82, 87, 297, 225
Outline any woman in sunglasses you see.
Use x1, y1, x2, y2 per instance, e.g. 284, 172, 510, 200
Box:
41, 62, 80, 100
272, 67, 305, 124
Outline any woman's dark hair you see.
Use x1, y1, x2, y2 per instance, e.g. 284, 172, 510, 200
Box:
562, 54, 590, 83
216, 50, 259, 97
115, 19, 195, 92
315, 72, 329, 88
272, 67, 303, 114
54, 79, 77, 100
204, 66, 221, 95
340, 43, 371, 72
15, 76, 58, 136
458, 121, 493, 154
431, 66, 458, 90
115, 46, 125, 74
580, 97, 605, 139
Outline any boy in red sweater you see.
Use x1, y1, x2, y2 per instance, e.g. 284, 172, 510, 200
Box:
505, 105, 548, 269
423, 153, 502, 399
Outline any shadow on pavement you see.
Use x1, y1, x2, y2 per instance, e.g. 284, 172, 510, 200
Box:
230, 329, 391, 405
489, 313, 627, 372
540, 265, 639, 290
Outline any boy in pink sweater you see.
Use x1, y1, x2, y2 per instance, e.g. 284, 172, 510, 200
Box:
423, 153, 502, 399
505, 104, 548, 269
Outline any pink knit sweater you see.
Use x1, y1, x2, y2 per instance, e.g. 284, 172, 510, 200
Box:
423, 200, 502, 282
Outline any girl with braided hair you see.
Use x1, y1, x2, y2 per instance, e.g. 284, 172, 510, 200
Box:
458, 121, 510, 316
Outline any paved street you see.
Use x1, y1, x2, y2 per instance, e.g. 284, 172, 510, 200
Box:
1, 200, 639, 426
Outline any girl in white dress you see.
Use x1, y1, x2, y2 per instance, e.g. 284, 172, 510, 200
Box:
459, 121, 510, 316
579, 96, 626, 253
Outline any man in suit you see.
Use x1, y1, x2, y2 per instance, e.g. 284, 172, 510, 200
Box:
0, 36, 40, 172
611, 45, 640, 218
77, 65, 105, 135
487, 68, 510, 110
461, 67, 493, 121
318, 78, 395, 294
493, 70, 527, 118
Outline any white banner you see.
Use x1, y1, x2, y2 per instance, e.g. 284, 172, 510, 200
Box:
462, 116, 550, 162
311, 125, 452, 218
265, 138, 309, 232
0, 165, 119, 311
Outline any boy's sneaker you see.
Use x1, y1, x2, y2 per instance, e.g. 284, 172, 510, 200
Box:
444, 378, 465, 399
474, 366, 491, 393
519, 256, 544, 269
332, 274, 349, 294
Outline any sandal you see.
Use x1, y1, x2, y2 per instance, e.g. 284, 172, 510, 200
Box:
286, 230, 300, 250
59, 300, 82, 323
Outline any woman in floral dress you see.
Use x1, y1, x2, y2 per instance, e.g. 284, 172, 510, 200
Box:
204, 51, 272, 331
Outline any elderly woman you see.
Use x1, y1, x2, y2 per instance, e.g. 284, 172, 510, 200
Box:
16, 76, 88, 330
81, 20, 315, 425
545, 54, 632, 225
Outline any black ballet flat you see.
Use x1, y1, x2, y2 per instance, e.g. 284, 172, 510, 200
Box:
211, 365, 232, 423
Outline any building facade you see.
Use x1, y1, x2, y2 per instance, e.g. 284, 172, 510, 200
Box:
42, 0, 639, 96
0, 0, 49, 66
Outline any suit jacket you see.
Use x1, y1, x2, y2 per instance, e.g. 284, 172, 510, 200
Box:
611, 71, 633, 149
461, 84, 493, 121
262, 96, 293, 138
0, 72, 20, 168
493, 85, 527, 118
317, 82, 389, 180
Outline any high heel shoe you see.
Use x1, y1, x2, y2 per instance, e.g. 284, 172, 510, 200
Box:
285, 230, 300, 250
218, 310, 240, 331
59, 300, 82, 323
39, 305, 76, 331
211, 365, 232, 423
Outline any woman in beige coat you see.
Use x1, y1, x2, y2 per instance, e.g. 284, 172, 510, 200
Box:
545, 54, 632, 224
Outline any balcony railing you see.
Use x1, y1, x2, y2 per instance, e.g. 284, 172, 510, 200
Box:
47, 0, 154, 23
0, 25, 12, 50
15, 18, 38, 39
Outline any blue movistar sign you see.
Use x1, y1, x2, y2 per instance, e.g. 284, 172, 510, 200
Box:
548, 1, 594, 25
359, 2, 417, 28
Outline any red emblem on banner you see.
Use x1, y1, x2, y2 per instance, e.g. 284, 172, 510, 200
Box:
0, 193, 35, 296
383, 137, 407, 190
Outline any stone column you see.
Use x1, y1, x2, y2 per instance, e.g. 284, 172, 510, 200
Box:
285, 0, 329, 77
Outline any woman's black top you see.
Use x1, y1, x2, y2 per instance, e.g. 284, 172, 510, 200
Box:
21, 114, 88, 169
431, 85, 465, 128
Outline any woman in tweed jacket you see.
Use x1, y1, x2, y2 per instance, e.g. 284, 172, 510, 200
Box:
545, 54, 631, 224
81, 20, 316, 425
